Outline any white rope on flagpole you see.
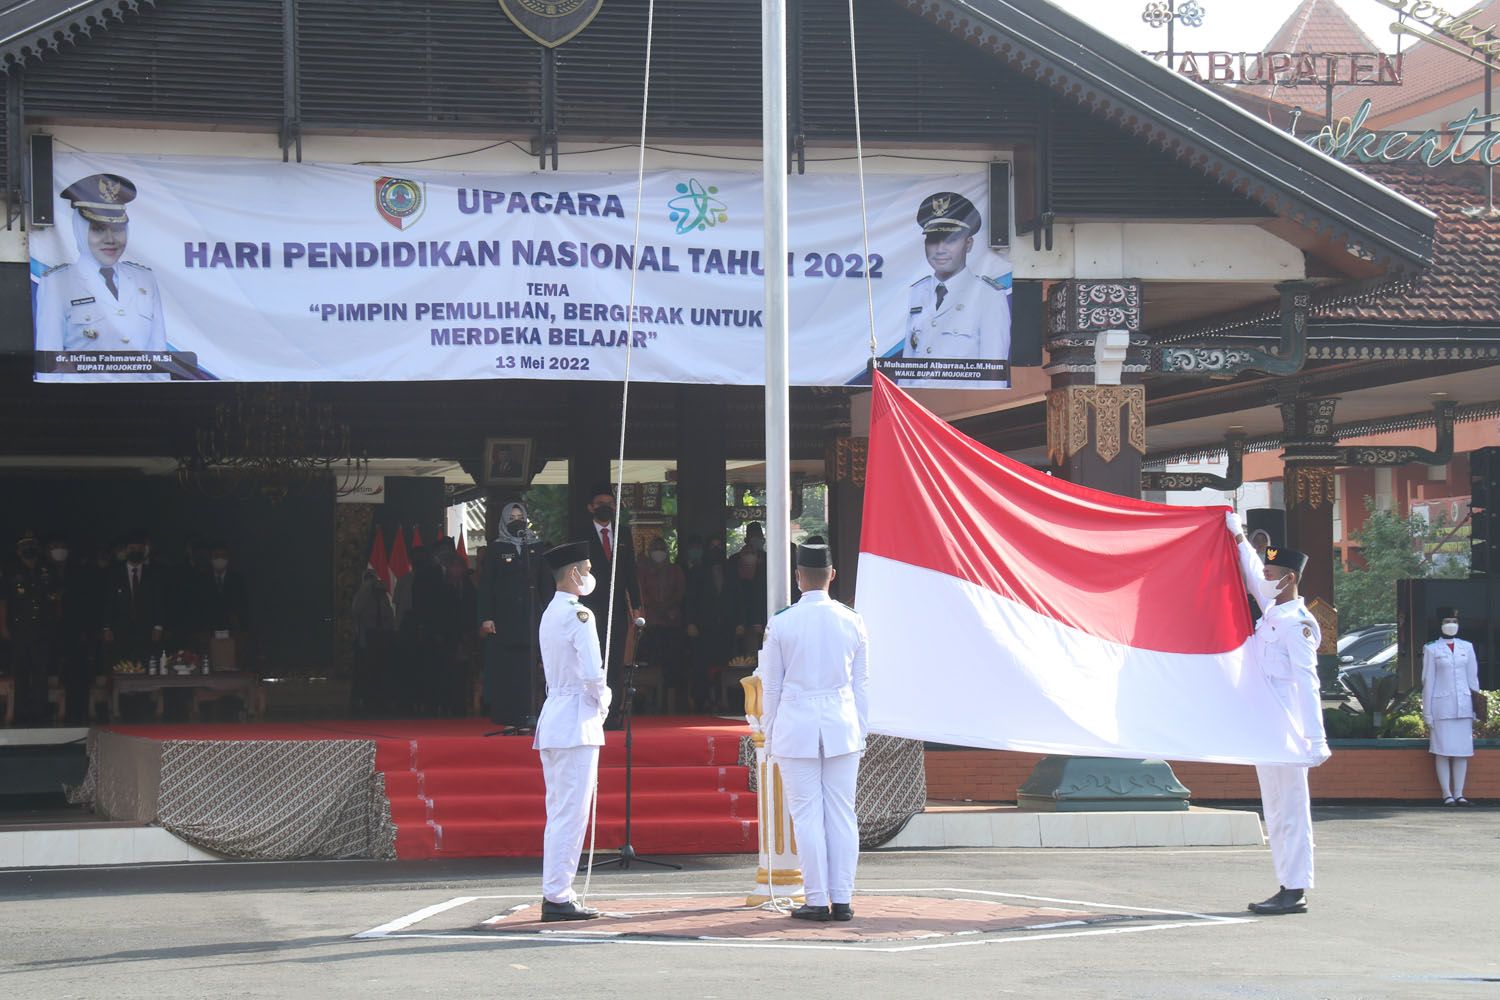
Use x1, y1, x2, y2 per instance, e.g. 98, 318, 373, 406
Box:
848, 0, 878, 366
581, 0, 657, 910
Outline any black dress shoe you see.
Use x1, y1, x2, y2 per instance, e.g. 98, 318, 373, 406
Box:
1248, 887, 1306, 915
831, 903, 854, 922
1457, 797, 1471, 806
789, 904, 832, 922
540, 899, 600, 922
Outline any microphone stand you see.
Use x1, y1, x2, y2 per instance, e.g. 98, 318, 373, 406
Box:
591, 617, 682, 871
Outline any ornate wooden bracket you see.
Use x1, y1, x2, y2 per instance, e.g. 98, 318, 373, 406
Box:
1141, 434, 1246, 492
825, 436, 868, 488
1156, 280, 1314, 378
1336, 400, 1457, 467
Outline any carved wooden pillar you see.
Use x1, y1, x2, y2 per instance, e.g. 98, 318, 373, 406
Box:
1280, 396, 1341, 656
1043, 280, 1150, 499
825, 436, 867, 602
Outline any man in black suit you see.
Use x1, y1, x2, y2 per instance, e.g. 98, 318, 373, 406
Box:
581, 484, 640, 729
101, 534, 166, 671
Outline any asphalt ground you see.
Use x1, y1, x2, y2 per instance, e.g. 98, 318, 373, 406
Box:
1, 804, 1496, 1000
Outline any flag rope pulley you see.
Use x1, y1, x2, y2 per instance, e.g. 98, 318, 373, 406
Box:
579, 0, 658, 910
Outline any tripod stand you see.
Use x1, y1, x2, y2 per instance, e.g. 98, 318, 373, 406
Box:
591, 619, 681, 871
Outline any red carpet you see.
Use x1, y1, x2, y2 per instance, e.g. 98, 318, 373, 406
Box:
100, 716, 757, 859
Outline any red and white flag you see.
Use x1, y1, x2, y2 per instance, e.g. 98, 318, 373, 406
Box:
859, 373, 1311, 765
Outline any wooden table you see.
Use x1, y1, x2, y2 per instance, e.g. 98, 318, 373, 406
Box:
109, 673, 266, 722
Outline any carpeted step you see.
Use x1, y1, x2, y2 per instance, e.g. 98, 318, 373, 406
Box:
421, 788, 756, 823
383, 764, 750, 799
420, 814, 757, 858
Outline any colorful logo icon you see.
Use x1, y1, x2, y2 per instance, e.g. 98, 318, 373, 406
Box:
375, 177, 426, 230
667, 179, 728, 234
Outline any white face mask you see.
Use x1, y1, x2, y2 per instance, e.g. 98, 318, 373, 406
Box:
1441, 622, 1459, 637
575, 570, 597, 597
650, 550, 668, 565
211, 558, 229, 572
49, 548, 68, 563
1254, 573, 1291, 605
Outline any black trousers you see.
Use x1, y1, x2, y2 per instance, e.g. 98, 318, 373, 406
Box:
9, 632, 53, 726
484, 642, 533, 727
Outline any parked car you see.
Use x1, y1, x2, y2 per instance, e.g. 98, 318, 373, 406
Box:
1336, 624, 1398, 692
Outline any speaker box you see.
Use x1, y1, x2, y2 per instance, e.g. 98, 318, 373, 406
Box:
1246, 508, 1286, 547
29, 133, 54, 227
988, 161, 1010, 250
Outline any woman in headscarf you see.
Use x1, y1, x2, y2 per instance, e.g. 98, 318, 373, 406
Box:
35, 172, 166, 354
478, 502, 551, 731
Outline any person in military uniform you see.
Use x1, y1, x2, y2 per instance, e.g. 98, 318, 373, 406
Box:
533, 541, 611, 922
34, 173, 167, 361
1421, 606, 1481, 805
1227, 513, 1331, 916
1, 532, 62, 726
479, 502, 551, 731
900, 191, 1011, 387
755, 544, 869, 922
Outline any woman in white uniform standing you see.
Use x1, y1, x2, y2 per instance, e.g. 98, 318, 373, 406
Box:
35, 172, 166, 355
1421, 607, 1481, 806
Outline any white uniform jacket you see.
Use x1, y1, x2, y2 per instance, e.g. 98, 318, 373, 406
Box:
902, 267, 1011, 362
1236, 539, 1329, 764
756, 591, 869, 759
1421, 637, 1480, 721
35, 259, 166, 352
533, 591, 610, 750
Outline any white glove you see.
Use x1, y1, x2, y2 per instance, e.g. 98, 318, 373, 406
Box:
1309, 740, 1332, 767
597, 684, 613, 716
1225, 511, 1243, 537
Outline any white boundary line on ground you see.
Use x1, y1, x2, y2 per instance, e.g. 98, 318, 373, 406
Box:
352, 886, 1254, 953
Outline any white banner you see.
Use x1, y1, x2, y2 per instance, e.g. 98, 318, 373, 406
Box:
30, 154, 1012, 386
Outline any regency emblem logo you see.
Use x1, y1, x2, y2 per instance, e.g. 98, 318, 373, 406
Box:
374, 177, 426, 231
498, 0, 606, 48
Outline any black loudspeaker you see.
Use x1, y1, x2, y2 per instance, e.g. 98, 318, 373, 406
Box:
1246, 508, 1286, 547
1396, 577, 1497, 690
988, 161, 1010, 250
29, 133, 54, 227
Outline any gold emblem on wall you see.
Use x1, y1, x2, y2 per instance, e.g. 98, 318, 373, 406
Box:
498, 0, 605, 47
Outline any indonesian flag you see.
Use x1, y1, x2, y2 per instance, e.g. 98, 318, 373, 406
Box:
387, 526, 413, 589
859, 373, 1310, 766
367, 525, 389, 585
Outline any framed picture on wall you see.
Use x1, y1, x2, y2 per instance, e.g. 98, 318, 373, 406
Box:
482, 438, 532, 486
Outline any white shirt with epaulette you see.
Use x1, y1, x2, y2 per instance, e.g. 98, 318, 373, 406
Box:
533, 590, 609, 749
35, 259, 166, 353
902, 266, 1011, 362
755, 590, 869, 759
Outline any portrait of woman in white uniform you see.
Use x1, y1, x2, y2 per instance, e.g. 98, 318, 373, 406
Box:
34, 172, 166, 354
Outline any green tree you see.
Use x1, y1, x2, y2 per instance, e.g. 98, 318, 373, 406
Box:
1334, 498, 1467, 632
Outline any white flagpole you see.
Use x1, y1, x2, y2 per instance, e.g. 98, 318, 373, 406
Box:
762, 0, 792, 616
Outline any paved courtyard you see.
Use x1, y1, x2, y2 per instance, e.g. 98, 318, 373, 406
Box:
1, 805, 1496, 999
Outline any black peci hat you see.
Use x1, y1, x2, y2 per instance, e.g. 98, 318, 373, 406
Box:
544, 541, 590, 571
1263, 546, 1308, 576
796, 543, 832, 569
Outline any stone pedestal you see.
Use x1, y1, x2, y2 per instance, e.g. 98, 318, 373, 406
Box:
741, 675, 805, 906
1016, 757, 1190, 812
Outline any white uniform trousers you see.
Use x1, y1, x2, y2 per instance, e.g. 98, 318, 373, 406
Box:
777, 748, 861, 907
539, 746, 600, 903
1255, 763, 1314, 890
